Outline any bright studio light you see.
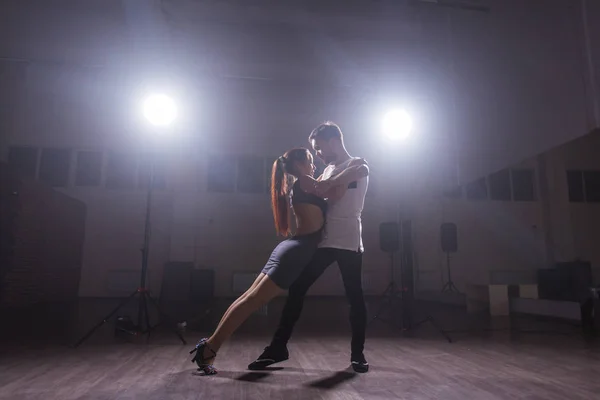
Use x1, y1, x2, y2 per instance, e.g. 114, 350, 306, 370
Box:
382, 109, 413, 140
142, 94, 177, 127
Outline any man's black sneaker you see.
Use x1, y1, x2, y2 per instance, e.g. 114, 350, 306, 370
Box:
351, 353, 369, 373
247, 346, 289, 370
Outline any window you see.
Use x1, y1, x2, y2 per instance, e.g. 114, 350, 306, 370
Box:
465, 177, 488, 200
511, 169, 535, 202
237, 157, 265, 193
489, 169, 511, 201
8, 147, 38, 178
566, 170, 585, 203
75, 151, 102, 186
39, 148, 70, 187
138, 153, 167, 190
583, 171, 600, 202
106, 152, 136, 189
207, 154, 235, 192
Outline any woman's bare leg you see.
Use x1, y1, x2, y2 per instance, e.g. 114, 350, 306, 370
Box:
210, 274, 268, 338
202, 274, 283, 361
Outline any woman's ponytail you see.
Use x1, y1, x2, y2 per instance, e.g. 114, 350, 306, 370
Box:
271, 156, 290, 236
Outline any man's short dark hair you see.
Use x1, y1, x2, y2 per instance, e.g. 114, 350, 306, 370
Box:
309, 121, 343, 141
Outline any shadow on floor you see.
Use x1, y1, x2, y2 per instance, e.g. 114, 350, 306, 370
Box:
305, 369, 357, 389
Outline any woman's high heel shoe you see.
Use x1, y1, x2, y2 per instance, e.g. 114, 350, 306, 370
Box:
190, 338, 217, 375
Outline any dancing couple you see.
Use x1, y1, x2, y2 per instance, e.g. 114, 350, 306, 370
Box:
190, 121, 370, 375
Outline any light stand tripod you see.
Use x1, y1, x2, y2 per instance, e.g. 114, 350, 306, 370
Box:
73, 161, 186, 347
441, 252, 460, 293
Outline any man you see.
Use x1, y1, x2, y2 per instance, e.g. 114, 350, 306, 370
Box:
248, 121, 370, 373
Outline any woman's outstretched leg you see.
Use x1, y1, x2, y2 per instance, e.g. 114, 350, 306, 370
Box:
211, 274, 268, 339
201, 273, 283, 363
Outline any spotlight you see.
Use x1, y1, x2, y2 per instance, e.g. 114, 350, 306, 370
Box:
382, 109, 413, 140
142, 94, 177, 127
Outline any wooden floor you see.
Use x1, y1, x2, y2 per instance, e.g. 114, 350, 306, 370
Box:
1, 333, 599, 399
1, 299, 599, 399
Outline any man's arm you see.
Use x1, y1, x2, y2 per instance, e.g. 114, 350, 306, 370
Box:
315, 159, 369, 195
346, 158, 368, 169
328, 164, 369, 187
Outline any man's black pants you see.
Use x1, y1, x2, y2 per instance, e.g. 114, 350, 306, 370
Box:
270, 247, 367, 355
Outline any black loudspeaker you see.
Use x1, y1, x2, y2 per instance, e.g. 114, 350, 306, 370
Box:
379, 222, 400, 252
440, 223, 458, 253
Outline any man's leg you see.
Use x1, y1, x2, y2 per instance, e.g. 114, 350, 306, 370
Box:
271, 248, 335, 346
248, 248, 335, 369
336, 250, 368, 372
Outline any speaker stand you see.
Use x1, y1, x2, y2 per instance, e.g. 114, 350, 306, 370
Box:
441, 252, 461, 294
398, 249, 452, 343
371, 285, 453, 342
404, 313, 453, 343
370, 282, 404, 329
370, 253, 404, 329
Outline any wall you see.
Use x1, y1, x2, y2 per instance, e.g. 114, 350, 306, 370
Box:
410, 131, 600, 293
0, 162, 86, 307
2, 0, 599, 172
411, 158, 546, 292
550, 131, 600, 280
1, 138, 394, 298
414, 200, 546, 291
5, 128, 598, 297
584, 0, 600, 128
1, 0, 600, 297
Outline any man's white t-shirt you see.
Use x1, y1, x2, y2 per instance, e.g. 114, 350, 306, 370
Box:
319, 157, 369, 252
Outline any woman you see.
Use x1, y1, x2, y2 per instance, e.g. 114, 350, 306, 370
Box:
190, 148, 366, 375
